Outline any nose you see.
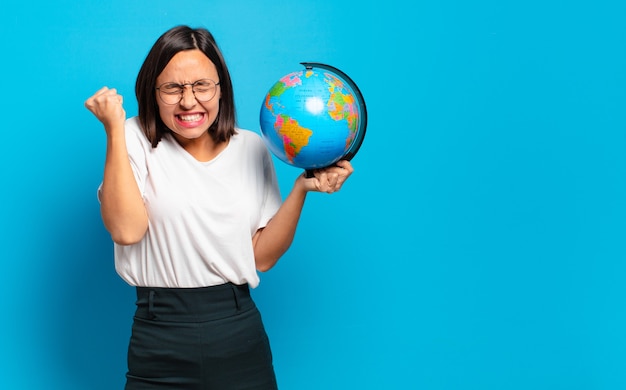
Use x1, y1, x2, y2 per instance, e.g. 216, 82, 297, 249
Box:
179, 85, 197, 108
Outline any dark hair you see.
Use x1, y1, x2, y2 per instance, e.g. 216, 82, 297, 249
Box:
135, 25, 236, 147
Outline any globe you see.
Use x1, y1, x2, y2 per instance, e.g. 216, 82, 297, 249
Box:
259, 62, 367, 176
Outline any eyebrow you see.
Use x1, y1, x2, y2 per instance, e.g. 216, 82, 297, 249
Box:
159, 78, 218, 85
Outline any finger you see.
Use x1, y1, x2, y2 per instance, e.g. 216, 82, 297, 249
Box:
96, 86, 112, 95
96, 90, 124, 108
320, 163, 351, 191
336, 162, 353, 185
85, 87, 113, 108
334, 174, 347, 189
327, 172, 339, 188
326, 172, 340, 193
92, 87, 116, 101
316, 171, 328, 191
335, 159, 353, 169
314, 171, 332, 193
335, 160, 354, 176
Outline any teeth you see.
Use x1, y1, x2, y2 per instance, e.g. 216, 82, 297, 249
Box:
179, 113, 203, 121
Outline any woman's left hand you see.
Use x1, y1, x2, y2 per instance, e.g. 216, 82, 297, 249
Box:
302, 160, 354, 194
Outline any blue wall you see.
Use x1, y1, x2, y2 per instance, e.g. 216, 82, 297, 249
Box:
1, 0, 626, 389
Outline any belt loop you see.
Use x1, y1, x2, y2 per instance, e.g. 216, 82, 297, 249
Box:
148, 290, 156, 319
231, 284, 240, 310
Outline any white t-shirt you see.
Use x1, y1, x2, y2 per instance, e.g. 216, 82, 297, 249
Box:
101, 117, 282, 288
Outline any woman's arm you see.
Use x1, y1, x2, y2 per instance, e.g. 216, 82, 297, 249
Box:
253, 160, 354, 271
85, 87, 149, 245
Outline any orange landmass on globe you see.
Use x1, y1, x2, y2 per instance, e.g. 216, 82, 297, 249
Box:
275, 114, 313, 162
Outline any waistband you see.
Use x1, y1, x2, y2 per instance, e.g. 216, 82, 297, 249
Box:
134, 283, 253, 323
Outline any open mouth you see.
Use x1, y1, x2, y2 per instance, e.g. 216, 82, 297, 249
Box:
175, 112, 206, 127
177, 113, 205, 122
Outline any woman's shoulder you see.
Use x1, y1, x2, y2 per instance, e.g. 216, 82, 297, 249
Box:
229, 129, 271, 161
125, 116, 143, 135
232, 128, 265, 147
124, 116, 152, 150
234, 128, 262, 140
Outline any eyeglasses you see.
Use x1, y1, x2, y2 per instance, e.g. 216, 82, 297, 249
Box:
156, 79, 220, 105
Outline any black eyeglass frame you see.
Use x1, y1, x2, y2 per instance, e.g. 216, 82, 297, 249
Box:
156, 79, 221, 105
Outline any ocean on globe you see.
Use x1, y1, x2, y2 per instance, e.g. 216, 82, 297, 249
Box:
259, 63, 367, 173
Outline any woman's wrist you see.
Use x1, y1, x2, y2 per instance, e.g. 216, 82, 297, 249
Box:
293, 174, 310, 196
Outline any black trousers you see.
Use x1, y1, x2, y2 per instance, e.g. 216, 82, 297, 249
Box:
125, 283, 278, 390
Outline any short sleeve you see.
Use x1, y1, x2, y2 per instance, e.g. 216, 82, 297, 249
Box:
257, 139, 282, 229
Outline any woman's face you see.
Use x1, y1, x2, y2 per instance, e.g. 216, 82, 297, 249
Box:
155, 49, 221, 142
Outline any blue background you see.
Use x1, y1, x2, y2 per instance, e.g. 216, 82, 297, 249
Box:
1, 0, 625, 389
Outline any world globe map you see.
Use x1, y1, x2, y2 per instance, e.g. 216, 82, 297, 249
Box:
259, 63, 367, 174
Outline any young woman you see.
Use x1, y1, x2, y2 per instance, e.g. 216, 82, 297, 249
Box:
84, 25, 353, 389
